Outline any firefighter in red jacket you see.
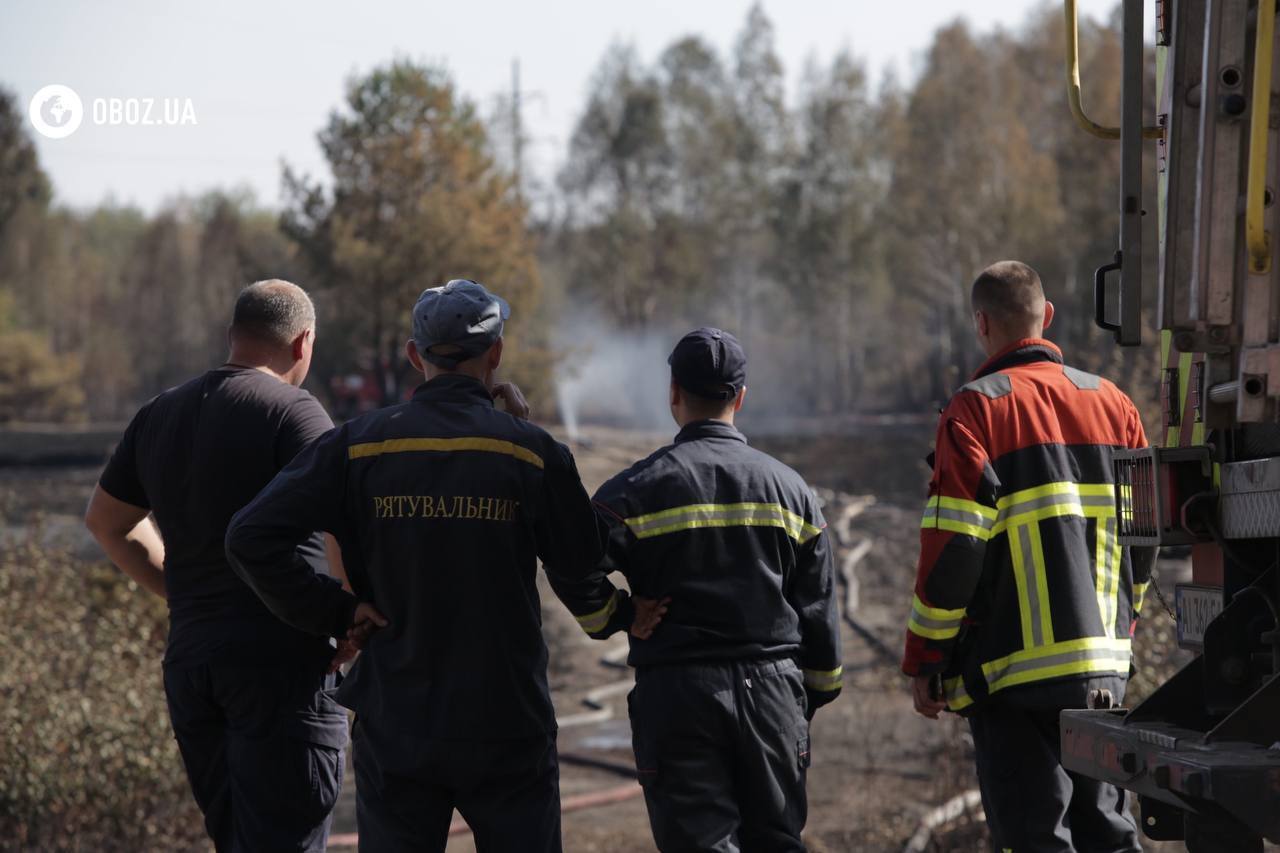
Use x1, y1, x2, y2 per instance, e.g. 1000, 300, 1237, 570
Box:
902, 261, 1155, 853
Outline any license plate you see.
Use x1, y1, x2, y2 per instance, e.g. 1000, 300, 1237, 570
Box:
1175, 584, 1223, 649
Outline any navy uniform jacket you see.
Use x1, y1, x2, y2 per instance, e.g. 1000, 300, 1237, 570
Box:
225, 373, 609, 738
551, 419, 844, 712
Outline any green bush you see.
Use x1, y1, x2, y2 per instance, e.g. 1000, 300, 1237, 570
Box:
0, 535, 207, 851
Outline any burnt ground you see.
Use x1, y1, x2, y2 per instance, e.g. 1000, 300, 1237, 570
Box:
2, 425, 1206, 852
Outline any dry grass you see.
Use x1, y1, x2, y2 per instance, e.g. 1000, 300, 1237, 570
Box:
0, 528, 207, 851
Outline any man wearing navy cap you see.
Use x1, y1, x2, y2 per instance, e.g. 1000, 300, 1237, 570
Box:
551, 327, 844, 852
227, 279, 630, 852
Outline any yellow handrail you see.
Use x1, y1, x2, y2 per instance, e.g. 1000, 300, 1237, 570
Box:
1063, 0, 1163, 140
1247, 0, 1275, 274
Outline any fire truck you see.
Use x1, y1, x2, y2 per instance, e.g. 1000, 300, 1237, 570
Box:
1056, 0, 1280, 849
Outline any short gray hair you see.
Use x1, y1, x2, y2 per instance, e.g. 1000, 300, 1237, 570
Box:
230, 279, 316, 346
971, 260, 1045, 326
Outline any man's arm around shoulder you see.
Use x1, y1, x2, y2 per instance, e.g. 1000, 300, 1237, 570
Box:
539, 445, 667, 641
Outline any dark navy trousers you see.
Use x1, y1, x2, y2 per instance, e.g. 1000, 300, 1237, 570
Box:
629, 657, 811, 853
968, 700, 1140, 853
352, 718, 561, 853
163, 663, 346, 853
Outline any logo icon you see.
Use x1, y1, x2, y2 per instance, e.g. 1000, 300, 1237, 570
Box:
28, 85, 83, 139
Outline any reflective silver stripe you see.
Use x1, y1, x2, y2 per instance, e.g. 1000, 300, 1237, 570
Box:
907, 594, 965, 640
910, 610, 962, 632
624, 503, 821, 543
1016, 524, 1046, 648
1007, 491, 1112, 515
982, 641, 1131, 689
936, 506, 991, 528
993, 484, 1116, 533
921, 497, 996, 540
1100, 517, 1116, 636
576, 591, 620, 634
943, 676, 973, 710
803, 667, 843, 692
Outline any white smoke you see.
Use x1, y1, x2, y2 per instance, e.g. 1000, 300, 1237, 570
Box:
553, 317, 674, 439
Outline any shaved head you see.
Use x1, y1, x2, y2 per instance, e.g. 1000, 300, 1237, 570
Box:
230, 279, 315, 347
971, 261, 1046, 330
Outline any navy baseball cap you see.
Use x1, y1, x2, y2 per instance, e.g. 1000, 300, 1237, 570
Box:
411, 279, 511, 368
668, 327, 747, 400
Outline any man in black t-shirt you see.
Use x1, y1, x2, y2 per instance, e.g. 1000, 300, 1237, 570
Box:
85, 279, 372, 852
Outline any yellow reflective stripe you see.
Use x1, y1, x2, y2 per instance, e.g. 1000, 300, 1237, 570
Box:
1133, 581, 1148, 614
980, 637, 1131, 693
935, 496, 998, 520
1009, 522, 1036, 649
998, 481, 1081, 507
1008, 518, 1058, 649
923, 517, 993, 539
1027, 519, 1054, 646
911, 596, 965, 621
907, 594, 965, 641
990, 482, 1115, 536
1108, 525, 1122, 630
920, 495, 997, 540
575, 590, 620, 634
803, 666, 843, 692
997, 481, 1115, 506
908, 620, 961, 641
943, 676, 973, 710
347, 436, 545, 469
625, 503, 822, 544
1095, 513, 1113, 637
993, 502, 1080, 535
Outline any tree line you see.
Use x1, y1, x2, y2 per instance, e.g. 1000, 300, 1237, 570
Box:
0, 3, 1158, 425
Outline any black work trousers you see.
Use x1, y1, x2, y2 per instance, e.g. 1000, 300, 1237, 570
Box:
968, 701, 1140, 853
629, 657, 810, 853
163, 663, 346, 853
352, 717, 561, 853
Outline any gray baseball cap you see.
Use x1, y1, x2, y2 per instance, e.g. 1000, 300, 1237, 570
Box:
411, 279, 511, 368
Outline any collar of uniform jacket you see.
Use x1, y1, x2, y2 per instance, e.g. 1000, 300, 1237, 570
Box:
411, 373, 495, 406
971, 337, 1063, 381
674, 418, 748, 445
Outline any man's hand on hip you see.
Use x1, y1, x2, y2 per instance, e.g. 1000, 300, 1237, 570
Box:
630, 596, 671, 640
328, 602, 389, 674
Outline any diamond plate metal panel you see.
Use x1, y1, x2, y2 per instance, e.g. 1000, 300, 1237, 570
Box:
1219, 490, 1280, 539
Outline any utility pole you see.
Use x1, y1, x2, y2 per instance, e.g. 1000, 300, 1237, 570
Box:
511, 58, 523, 203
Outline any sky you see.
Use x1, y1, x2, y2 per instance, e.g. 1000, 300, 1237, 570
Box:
2, 0, 1126, 213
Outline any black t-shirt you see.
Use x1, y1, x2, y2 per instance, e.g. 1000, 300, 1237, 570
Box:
100, 366, 338, 669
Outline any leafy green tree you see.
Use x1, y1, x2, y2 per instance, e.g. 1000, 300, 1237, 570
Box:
0, 293, 84, 423
282, 61, 542, 404
885, 21, 1065, 403
0, 88, 50, 237
559, 44, 685, 327
772, 51, 890, 412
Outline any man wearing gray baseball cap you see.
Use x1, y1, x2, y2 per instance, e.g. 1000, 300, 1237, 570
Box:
228, 279, 642, 851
